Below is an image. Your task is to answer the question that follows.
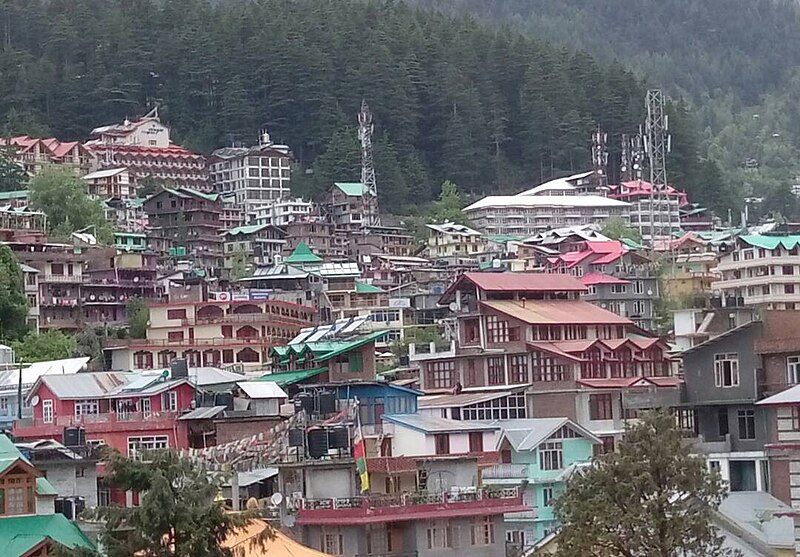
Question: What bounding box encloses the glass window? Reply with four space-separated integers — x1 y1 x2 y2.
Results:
470 516 495 546
737 409 756 440
348 351 363 372
42 400 53 424
788 355 800 384
589 394 613 421
714 353 739 387
540 441 563 470
487 357 505 385
426 521 451 549
434 434 450 455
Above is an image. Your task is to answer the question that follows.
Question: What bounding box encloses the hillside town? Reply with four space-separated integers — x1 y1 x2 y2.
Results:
3 1 800 550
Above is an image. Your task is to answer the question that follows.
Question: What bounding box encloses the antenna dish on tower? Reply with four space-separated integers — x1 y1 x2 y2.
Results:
358 99 380 227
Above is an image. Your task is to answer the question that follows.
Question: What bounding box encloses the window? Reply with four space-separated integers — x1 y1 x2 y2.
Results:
593 435 616 456
469 432 484 452
718 408 729 436
141 398 151 418
792 407 800 431
320 527 343 555
738 409 756 440
676 408 697 434
487 357 505 385
348 351 363 372
462 392 526 420
632 300 646 316
540 441 563 470
589 394 613 421
51 263 64 275
74 399 99 418
162 391 177 412
784 265 795 275
166 308 187 320
167 331 184 341
486 315 518 343
611 283 627 294
788 356 800 384
426 361 455 389
633 281 644 294
531 351 566 382
709 461 721 475
465 359 478 386
42 400 53 424
6 486 25 514
76 467 86 478
542 485 554 507
509 355 528 384
714 353 739 387
434 434 450 455
128 435 169 457
426 521 451 549
470 516 495 546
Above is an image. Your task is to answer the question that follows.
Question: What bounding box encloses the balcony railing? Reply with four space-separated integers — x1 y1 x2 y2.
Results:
296 487 524 525
14 411 181 438
482 463 529 480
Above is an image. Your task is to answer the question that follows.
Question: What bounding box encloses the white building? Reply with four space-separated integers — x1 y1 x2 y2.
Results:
208 130 292 219
83 167 135 200
425 221 486 264
254 198 314 227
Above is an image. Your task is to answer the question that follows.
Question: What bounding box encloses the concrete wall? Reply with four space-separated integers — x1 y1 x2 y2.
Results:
39 461 98 507
304 467 356 499
529 391 578 421
215 416 281 445
390 424 497 457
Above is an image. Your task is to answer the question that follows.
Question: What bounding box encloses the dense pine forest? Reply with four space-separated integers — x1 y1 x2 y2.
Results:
415 0 800 218
0 0 728 213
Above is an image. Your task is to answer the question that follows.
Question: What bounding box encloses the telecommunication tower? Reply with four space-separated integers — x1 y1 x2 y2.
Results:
358 99 380 227
643 89 672 241
591 126 609 193
620 131 645 183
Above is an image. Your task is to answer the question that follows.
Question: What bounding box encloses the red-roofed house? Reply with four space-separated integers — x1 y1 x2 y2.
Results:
547 241 659 331
0 136 94 176
410 271 677 446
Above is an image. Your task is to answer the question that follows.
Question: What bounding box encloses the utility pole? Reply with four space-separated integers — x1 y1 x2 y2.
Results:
358 100 379 228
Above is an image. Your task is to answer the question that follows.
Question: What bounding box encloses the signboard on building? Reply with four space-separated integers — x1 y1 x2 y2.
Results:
389 298 411 308
231 292 249 302
250 289 271 300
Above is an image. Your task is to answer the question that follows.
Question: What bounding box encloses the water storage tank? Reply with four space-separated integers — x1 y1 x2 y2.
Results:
215 393 234 410
63 427 80 447
294 392 314 415
307 427 328 458
317 390 336 415
288 428 305 447
77 426 86 447
170 358 189 379
328 426 349 449
0 345 13 365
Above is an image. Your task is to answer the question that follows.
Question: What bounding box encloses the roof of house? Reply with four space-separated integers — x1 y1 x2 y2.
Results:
739 234 800 251
716 491 794 551
0 436 58 497
82 167 127 180
332 182 366 197
425 221 483 236
355 281 383 294
222 519 333 557
579 272 631 286
383 414 498 434
494 418 600 451
0 356 90 393
757 384 800 406
285 241 323 264
28 371 131 400
418 390 517 409
0 190 29 200
0 513 95 556
464 195 629 212
484 299 632 325
257 367 328 386
577 376 681 389
224 223 273 237
178 405 228 421
442 272 587 300
237 381 288 399
515 171 595 196
157 187 219 203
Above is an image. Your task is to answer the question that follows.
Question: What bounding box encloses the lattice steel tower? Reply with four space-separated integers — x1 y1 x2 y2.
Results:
591 126 609 192
358 99 380 227
644 89 672 241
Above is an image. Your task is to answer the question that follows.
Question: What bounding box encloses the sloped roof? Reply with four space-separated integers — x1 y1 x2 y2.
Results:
739 235 800 250
82 167 127 180
333 182 366 197
426 221 482 236
484 299 631 325
757 384 800 406
384 414 498 434
515 171 595 196
29 372 132 401
441 272 586 302
257 367 328 386
237 381 288 399
495 418 600 451
285 241 323 264
0 357 90 393
355 281 383 294
222 519 334 557
464 195 629 211
0 514 95 556
579 272 630 286
224 223 272 236
178 405 227 421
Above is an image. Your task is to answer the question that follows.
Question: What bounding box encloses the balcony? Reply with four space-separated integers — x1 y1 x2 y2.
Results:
13 411 181 439
296 487 525 525
408 340 456 362
183 313 309 328
482 464 529 483
43 274 83 283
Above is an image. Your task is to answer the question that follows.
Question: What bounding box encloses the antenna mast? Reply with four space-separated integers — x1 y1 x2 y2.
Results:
644 89 671 242
358 99 379 227
591 125 608 193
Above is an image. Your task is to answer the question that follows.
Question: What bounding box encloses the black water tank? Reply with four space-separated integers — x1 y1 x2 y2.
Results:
74 497 86 518
307 427 328 458
170 358 189 379
294 392 314 414
55 498 74 519
288 428 305 447
215 393 234 410
63 427 80 447
328 426 349 449
77 426 86 447
317 390 336 415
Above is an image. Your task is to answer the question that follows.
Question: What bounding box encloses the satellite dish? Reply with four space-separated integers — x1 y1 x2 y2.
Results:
448 302 458 312
30 395 40 407
270 492 284 506
283 514 296 528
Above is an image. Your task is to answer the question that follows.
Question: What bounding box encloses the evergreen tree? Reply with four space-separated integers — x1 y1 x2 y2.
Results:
554 411 732 557
0 152 27 192
127 297 149 339
0 244 28 341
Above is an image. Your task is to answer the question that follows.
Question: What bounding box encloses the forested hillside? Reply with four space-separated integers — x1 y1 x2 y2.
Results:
414 0 800 218
0 0 723 213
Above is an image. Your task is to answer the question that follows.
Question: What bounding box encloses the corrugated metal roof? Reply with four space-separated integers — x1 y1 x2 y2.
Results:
0 357 90 392
35 372 131 399
464 272 586 293
383 414 498 433
237 381 288 399
465 194 629 211
580 272 630 286
178 405 227 420
484 299 631 325
418 391 513 409
222 467 279 487
333 182 366 197
494 418 600 451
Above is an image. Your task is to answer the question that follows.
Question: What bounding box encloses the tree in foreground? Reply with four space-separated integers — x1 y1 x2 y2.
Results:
0 244 29 341
0 152 27 192
28 167 114 243
600 216 642 243
554 410 733 557
11 330 77 362
126 297 150 339
429 181 471 226
91 450 264 557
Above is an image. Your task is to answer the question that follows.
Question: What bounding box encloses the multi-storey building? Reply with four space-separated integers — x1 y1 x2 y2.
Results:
223 224 286 269
409 272 678 446
253 197 314 227
20 263 40 331
0 435 95 554
85 109 209 190
0 206 47 244
426 222 487 265
324 182 366 234
713 235 800 309
464 180 629 237
82 167 135 200
208 131 293 218
0 189 30 209
0 135 94 176
105 298 315 371
483 418 599 547
546 240 659 331
608 180 686 242
283 219 341 260
350 224 416 260
114 232 148 253
105 197 148 232
143 187 224 269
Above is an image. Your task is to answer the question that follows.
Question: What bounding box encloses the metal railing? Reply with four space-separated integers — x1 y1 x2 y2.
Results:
301 487 519 511
482 463 529 480
17 411 180 429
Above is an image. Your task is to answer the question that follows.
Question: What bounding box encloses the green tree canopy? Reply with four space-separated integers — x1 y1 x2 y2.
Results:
428 181 471 226
92 450 262 557
601 216 642 243
127 297 149 339
28 167 114 243
10 330 77 363
0 152 27 192
554 410 731 557
0 244 29 341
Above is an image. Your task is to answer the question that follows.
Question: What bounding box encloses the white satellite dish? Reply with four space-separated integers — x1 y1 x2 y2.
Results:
448 302 458 312
30 395 40 407
283 514 296 528
270 492 284 506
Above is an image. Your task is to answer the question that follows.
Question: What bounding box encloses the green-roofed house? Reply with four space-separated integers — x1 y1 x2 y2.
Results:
324 182 367 234
143 186 225 269
0 435 95 556
715 234 800 309
264 330 387 391
284 241 323 265
223 223 286 268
